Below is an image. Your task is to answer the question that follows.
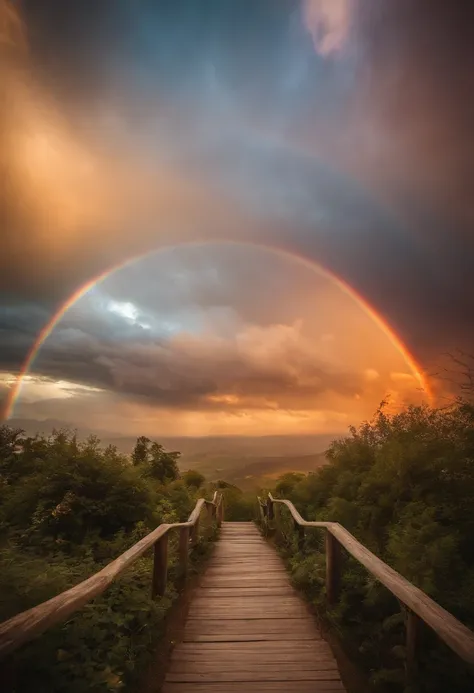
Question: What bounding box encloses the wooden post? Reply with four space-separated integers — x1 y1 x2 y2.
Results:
192 515 200 545
217 499 224 526
325 530 341 606
406 609 419 681
274 504 280 540
294 520 305 551
152 534 168 598
179 526 190 577
267 497 274 521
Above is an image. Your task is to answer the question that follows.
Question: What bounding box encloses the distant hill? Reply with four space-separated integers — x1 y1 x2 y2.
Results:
189 452 328 490
7 417 338 488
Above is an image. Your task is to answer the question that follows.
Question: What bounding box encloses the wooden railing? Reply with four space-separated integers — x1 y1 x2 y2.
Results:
258 492 474 676
0 491 223 658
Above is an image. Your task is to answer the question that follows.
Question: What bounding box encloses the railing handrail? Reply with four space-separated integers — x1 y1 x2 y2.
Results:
263 493 474 667
0 492 223 658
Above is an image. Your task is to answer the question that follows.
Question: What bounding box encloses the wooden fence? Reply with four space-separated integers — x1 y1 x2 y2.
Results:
0 491 223 658
258 492 474 677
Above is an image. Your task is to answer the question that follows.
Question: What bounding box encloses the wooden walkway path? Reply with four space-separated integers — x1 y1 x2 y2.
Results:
163 521 346 693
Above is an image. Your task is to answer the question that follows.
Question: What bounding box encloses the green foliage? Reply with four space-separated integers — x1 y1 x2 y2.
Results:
268 402 474 693
146 443 180 483
131 436 150 466
0 427 216 693
214 480 254 520
0 430 155 545
131 436 180 483
274 472 305 497
182 469 206 489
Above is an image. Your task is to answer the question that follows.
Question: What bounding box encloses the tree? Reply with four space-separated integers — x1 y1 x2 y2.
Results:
214 481 254 521
274 472 305 497
0 424 25 483
132 436 150 466
147 443 180 483
182 469 205 489
0 429 155 542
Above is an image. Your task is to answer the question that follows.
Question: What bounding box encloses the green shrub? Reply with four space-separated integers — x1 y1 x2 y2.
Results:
268 402 474 692
0 427 217 693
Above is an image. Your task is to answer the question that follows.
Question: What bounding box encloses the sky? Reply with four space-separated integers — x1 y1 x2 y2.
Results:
1 0 474 436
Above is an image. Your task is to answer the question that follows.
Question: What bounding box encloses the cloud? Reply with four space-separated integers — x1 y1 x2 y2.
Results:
364 368 380 381
302 0 351 56
13 320 364 411
1 0 474 415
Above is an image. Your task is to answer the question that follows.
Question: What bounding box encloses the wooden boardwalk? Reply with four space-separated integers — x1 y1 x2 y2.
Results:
163 521 346 693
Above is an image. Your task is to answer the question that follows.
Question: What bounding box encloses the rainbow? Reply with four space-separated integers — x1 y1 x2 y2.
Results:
3 241 433 419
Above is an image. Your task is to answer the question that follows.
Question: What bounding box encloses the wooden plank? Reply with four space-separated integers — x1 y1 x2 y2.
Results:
189 595 301 601
166 671 341 682
163 684 346 693
188 598 304 607
188 603 305 609
200 574 289 580
205 567 287 572
169 662 338 672
205 566 287 572
211 557 277 560
208 564 284 569
183 632 320 642
200 582 290 589
185 620 316 634
174 641 332 653
188 606 307 615
187 612 308 620
196 588 293 597
203 574 288 580
171 652 334 663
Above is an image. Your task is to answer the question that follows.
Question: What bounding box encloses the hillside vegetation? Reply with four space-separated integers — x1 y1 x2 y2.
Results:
2 400 474 692
0 429 218 693
266 401 474 692
8 421 332 489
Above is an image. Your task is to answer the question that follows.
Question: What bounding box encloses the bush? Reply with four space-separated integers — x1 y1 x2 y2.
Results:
0 427 216 693
268 402 474 693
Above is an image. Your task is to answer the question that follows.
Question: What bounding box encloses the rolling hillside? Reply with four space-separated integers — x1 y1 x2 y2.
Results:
8 418 334 488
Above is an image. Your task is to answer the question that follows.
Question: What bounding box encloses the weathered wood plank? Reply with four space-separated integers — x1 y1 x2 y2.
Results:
174 641 333 653
169 662 338 673
188 600 305 609
171 652 335 663
187 612 309 620
163 684 346 693
205 567 287 573
185 619 316 634
166 671 341 682
200 581 290 589
196 588 293 597
189 598 304 607
183 632 321 642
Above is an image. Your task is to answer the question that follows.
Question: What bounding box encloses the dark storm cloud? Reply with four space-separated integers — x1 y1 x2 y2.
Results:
0 303 50 367
17 322 365 411
1 244 370 411
1 0 474 376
